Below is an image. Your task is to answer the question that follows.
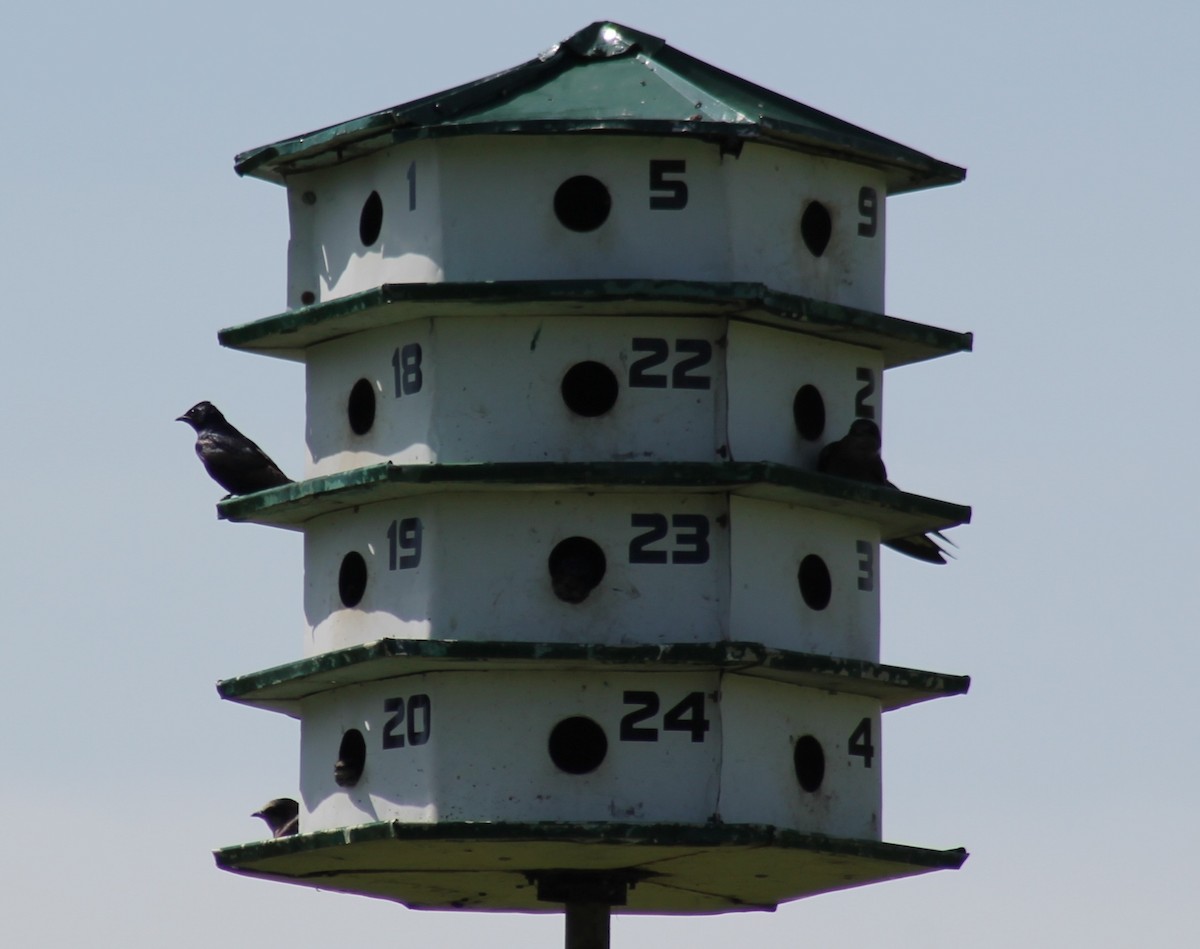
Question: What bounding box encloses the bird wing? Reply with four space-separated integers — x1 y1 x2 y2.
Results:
884 532 954 564
198 429 292 494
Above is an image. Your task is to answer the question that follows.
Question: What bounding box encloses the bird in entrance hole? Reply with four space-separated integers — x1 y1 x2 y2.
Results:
817 418 955 564
177 401 292 498
252 798 299 838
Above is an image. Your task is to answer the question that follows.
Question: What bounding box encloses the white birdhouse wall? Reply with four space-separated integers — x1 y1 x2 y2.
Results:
297 670 880 840
303 315 723 475
301 493 879 661
726 322 883 470
716 676 880 838
729 498 880 662
303 491 731 655
286 139 445 305
303 316 883 477
284 136 885 311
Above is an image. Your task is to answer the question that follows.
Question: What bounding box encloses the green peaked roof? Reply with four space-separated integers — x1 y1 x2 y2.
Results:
235 21 964 193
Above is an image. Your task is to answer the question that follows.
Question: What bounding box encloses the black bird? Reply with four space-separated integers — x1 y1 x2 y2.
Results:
817 418 954 564
177 401 292 498
252 798 299 838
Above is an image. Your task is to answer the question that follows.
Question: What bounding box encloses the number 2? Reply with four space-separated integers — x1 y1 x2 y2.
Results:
620 691 659 741
855 367 876 419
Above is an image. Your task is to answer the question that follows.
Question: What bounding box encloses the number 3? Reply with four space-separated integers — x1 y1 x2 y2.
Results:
857 186 878 237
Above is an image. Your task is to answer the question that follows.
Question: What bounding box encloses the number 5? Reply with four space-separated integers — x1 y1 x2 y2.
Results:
649 160 688 209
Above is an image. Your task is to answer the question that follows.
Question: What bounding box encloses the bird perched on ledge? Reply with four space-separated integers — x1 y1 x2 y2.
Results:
817 418 954 564
252 798 299 838
177 401 292 498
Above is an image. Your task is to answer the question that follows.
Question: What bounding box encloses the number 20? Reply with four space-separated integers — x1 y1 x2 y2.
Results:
382 694 432 749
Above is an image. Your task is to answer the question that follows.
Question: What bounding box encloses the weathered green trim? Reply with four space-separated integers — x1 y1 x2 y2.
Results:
214 460 971 537
216 819 967 869
217 639 969 715
217 279 972 367
213 819 967 912
234 21 964 194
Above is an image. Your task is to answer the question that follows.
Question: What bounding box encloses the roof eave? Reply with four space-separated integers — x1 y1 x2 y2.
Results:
236 119 963 194
234 21 963 194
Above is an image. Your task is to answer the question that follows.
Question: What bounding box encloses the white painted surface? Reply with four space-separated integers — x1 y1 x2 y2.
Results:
288 122 891 853
725 321 883 468
303 491 879 657
304 320 435 473
285 140 444 309
727 146 885 310
283 136 885 308
303 491 731 655
303 314 881 475
298 670 879 839
729 496 880 661
718 676 881 840
304 315 726 476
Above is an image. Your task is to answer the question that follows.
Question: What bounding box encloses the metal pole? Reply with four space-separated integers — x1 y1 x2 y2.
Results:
565 901 610 949
533 870 635 948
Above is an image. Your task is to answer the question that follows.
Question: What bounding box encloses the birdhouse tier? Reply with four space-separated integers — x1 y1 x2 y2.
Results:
235 21 963 308
215 465 968 660
312 673 877 834
217 283 970 476
276 136 896 308
215 641 967 912
234 21 964 196
222 642 964 836
215 820 968 914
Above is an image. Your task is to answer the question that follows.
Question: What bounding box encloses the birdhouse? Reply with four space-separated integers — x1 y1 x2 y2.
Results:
212 21 972 924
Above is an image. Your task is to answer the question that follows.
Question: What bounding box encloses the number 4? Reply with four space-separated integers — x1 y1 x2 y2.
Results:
663 692 710 742
848 717 875 767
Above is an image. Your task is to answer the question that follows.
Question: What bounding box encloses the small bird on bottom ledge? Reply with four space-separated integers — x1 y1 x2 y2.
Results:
252 798 300 838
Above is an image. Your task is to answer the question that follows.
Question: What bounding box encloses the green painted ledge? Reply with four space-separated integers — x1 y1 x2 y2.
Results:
214 819 967 913
217 639 969 715
217 279 973 366
216 460 972 536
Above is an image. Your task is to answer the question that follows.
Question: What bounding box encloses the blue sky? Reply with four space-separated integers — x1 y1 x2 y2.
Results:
2 2 1196 945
